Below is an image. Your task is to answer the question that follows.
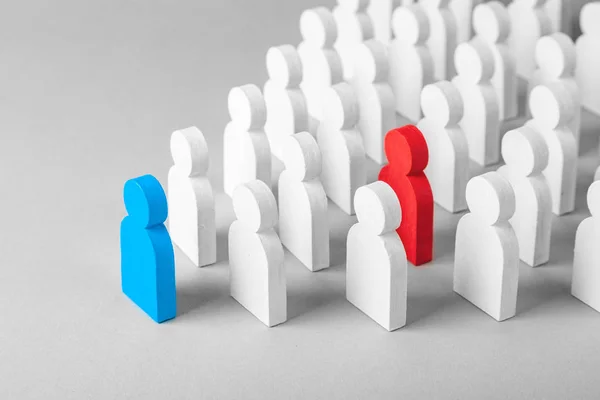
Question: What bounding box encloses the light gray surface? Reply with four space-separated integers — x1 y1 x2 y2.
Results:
2 1 600 399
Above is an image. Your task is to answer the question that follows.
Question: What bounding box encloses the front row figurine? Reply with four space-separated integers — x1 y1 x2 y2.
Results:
121 175 177 323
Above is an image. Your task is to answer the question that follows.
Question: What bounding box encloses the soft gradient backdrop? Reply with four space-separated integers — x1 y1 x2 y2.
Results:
1 1 599 399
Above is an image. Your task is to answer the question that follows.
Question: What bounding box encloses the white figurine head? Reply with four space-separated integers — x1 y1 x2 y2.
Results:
466 172 515 225
282 131 322 182
266 45 303 88
300 7 338 48
501 126 549 177
354 181 401 235
421 81 464 127
232 180 278 233
170 126 210 177
228 84 267 131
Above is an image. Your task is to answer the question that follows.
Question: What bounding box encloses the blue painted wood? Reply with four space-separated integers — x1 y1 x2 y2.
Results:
121 175 176 323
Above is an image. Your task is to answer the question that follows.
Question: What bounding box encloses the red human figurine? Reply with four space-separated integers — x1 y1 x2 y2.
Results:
379 125 434 266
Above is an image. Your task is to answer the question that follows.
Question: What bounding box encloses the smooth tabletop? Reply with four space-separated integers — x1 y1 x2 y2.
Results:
1 1 600 399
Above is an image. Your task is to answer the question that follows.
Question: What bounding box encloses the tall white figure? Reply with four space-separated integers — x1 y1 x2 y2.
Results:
333 0 374 80
223 84 271 197
527 84 577 216
452 40 500 167
454 172 519 322
168 127 216 268
229 180 286 328
530 33 581 148
278 132 330 272
389 4 435 122
572 181 600 314
449 0 482 44
508 0 553 79
351 39 395 165
298 8 344 123
497 126 552 267
264 45 309 161
422 0 458 81
473 1 518 121
576 3 600 117
317 83 366 215
418 81 469 213
346 181 407 331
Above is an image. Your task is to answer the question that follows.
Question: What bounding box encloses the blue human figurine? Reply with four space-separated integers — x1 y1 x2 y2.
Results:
121 174 176 323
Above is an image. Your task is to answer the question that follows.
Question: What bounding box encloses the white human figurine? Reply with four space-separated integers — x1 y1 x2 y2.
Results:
454 172 519 322
317 83 366 215
278 132 330 272
168 127 216 268
527 83 577 216
298 7 344 123
508 0 553 79
264 45 309 162
449 0 482 44
418 81 469 213
452 40 500 167
389 4 435 122
351 39 395 165
473 1 518 121
576 3 600 117
422 0 458 81
229 180 286 328
497 126 552 267
530 33 581 148
223 84 271 197
333 0 374 80
572 181 600 313
346 181 407 331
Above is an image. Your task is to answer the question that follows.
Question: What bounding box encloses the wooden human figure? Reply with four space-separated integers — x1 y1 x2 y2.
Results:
572 181 600 313
530 33 581 148
229 180 286 327
418 81 469 213
508 0 553 79
346 181 407 331
279 132 330 272
527 83 577 216
317 83 366 216
497 126 552 267
223 84 271 197
389 4 435 122
452 40 500 167
379 125 434 266
351 39 395 165
333 0 374 80
473 1 518 121
298 7 344 123
449 0 483 44
264 45 309 161
576 3 600 117
168 127 216 268
121 175 176 323
454 172 519 322
422 0 458 81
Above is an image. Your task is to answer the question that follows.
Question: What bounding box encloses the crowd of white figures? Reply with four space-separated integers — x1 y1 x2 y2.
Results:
166 0 600 331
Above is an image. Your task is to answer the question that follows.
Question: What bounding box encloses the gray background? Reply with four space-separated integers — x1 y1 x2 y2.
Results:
2 1 600 399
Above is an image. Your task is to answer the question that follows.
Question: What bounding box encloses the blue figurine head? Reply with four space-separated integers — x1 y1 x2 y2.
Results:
123 175 168 228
